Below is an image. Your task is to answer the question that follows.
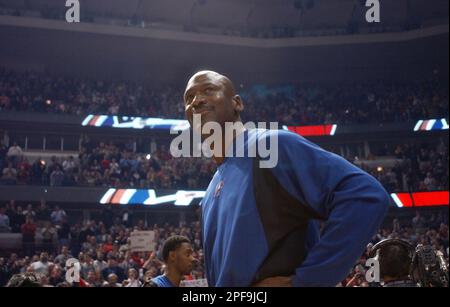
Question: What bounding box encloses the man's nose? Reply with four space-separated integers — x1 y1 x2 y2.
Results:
191 93 206 107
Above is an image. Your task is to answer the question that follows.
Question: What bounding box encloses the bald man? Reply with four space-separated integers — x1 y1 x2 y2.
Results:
183 70 389 287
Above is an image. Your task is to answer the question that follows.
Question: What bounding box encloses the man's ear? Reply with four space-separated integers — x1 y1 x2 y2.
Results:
168 250 176 262
232 95 244 113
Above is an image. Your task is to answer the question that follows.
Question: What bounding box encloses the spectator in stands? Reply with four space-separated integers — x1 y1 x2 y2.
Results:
80 253 95 279
0 204 447 287
412 211 427 234
36 199 51 223
1 136 445 194
41 221 57 255
0 206 11 233
93 252 107 273
30 158 46 185
22 204 36 218
9 205 25 233
424 172 437 191
62 156 76 174
143 266 159 282
57 217 71 251
101 254 126 283
30 252 53 275
1 68 448 125
16 157 31 184
81 235 98 256
48 265 65 286
50 166 64 186
0 142 8 171
54 246 72 266
7 142 23 166
103 273 121 287
0 257 8 286
50 205 67 225
1 162 17 185
21 216 37 256
85 270 101 287
5 200 15 219
123 268 142 287
48 157 62 175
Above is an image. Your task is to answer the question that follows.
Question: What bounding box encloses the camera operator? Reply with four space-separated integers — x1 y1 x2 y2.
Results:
411 244 449 287
370 239 449 287
370 239 418 287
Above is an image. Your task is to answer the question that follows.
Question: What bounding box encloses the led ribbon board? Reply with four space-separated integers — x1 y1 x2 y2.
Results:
390 191 449 208
101 188 448 208
82 115 190 131
282 124 337 136
100 189 206 206
414 119 449 132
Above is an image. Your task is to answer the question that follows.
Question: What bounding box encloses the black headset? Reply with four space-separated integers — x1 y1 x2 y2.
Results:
368 238 415 259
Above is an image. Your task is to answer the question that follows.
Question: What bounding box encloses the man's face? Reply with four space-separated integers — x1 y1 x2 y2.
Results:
40 253 48 263
51 267 61 278
173 242 196 275
128 269 138 279
184 71 242 134
108 258 117 267
108 274 118 284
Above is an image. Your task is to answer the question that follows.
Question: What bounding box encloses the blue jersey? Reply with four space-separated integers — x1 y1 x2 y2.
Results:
151 275 175 287
201 129 389 287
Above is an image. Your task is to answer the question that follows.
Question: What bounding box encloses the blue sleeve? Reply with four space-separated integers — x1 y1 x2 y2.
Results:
266 130 389 287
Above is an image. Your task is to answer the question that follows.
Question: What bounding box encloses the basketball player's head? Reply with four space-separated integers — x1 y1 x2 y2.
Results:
184 70 244 130
162 235 197 275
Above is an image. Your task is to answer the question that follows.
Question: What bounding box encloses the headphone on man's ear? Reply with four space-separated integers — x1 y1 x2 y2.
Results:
369 238 415 259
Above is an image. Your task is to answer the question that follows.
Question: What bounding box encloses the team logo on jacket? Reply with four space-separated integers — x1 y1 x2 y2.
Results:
214 180 224 198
